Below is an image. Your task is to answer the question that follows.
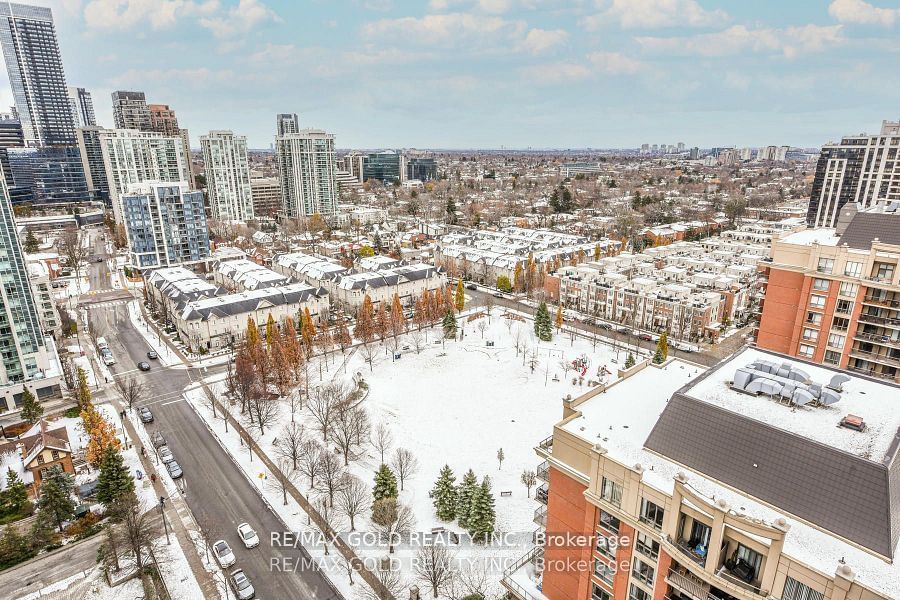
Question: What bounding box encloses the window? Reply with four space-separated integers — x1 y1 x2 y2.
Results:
811 278 829 291
595 558 616 585
831 317 849 332
824 350 842 365
839 281 858 297
799 344 815 358
632 558 655 586
809 295 826 308
599 510 620 534
873 262 895 280
806 312 822 325
816 258 834 273
600 477 623 508
835 299 853 314
635 531 659 560
639 498 664 530
51 450 59 460
844 261 862 277
827 333 845 349
37 454 45 465
733 544 763 582
596 534 617 560
592 584 612 600
782 577 825 600
802 328 818 341
629 583 651 600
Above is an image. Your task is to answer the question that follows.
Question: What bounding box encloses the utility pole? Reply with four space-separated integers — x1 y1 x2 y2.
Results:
160 496 170 545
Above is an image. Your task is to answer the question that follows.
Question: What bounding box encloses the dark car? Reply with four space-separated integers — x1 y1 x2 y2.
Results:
617 326 630 334
139 407 153 423
138 361 151 371
465 283 477 290
597 322 613 330
147 350 158 360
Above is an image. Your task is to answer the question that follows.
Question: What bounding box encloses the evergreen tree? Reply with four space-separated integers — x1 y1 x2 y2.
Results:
467 476 496 543
456 469 478 528
652 347 664 364
96 445 134 508
23 230 39 253
0 525 35 570
76 368 92 411
442 310 457 339
0 469 29 516
454 279 465 312
373 463 398 503
625 353 636 369
534 302 552 341
431 465 458 521
19 388 43 424
657 331 669 361
38 465 75 532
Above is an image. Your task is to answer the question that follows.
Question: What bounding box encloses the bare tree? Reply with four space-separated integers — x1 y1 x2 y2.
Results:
372 497 415 554
267 460 299 506
297 440 323 489
446 563 492 600
286 389 303 423
391 447 418 492
114 377 145 411
334 474 368 531
60 230 88 293
414 544 455 598
360 562 404 600
526 348 540 373
316 448 346 507
410 331 426 354
371 423 393 464
359 343 377 372
512 326 525 356
274 422 306 471
307 382 346 442
244 388 279 435
329 403 370 466
111 493 160 572
477 320 487 338
521 470 537 497
231 353 257 414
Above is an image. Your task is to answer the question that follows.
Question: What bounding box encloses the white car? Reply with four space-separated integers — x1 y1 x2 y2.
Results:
158 446 175 464
237 522 259 549
212 539 235 568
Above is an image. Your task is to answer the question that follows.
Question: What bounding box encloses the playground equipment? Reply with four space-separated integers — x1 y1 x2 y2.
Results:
572 354 591 377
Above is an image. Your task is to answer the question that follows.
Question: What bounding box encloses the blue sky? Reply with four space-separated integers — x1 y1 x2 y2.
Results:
4 0 899 149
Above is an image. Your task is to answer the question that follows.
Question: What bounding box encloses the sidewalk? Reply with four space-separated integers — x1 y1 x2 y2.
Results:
110 396 219 599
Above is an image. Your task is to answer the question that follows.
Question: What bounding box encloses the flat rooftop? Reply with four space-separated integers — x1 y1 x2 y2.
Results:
685 347 900 462
780 228 839 246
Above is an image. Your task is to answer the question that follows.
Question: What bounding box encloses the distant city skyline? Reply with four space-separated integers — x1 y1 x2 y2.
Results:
0 0 897 149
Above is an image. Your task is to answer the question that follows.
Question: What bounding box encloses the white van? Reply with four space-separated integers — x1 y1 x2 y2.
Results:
96 337 109 351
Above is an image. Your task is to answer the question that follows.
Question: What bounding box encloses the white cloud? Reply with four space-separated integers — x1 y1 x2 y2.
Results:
518 28 568 54
84 0 219 30
200 0 280 39
521 62 592 85
363 12 525 48
829 0 898 26
427 0 553 14
585 0 728 30
586 51 643 74
636 24 844 58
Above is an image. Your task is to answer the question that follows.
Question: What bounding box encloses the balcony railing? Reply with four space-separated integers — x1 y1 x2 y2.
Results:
858 313 900 328
536 483 549 505
665 568 713 600
849 347 900 368
534 505 547 528
854 331 900 348
862 295 900 309
536 461 549 482
537 435 553 453
501 547 545 600
847 365 898 381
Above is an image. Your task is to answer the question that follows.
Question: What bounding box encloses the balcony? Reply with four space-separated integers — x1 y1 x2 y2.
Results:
666 568 715 600
847 365 898 381
536 435 553 458
858 313 900 328
536 483 549 505
854 331 900 349
849 347 900 368
534 505 547 528
501 547 547 600
536 460 549 482
862 295 900 309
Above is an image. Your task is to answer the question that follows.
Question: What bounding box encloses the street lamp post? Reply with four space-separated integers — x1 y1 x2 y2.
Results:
159 496 170 545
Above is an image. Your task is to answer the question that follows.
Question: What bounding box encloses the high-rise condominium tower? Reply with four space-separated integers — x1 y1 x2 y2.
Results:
276 129 338 218
0 2 76 146
276 113 299 136
68 87 96 128
111 90 151 131
0 176 62 410
807 120 900 228
200 130 254 221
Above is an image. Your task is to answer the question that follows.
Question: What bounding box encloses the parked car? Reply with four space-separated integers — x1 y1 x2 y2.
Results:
139 407 153 423
151 431 166 448
137 361 151 371
237 522 259 549
637 333 653 341
229 568 255 600
213 540 235 568
146 350 158 360
465 283 477 290
493 292 505 298
158 446 175 464
617 326 630 334
166 460 183 479
597 322 613 330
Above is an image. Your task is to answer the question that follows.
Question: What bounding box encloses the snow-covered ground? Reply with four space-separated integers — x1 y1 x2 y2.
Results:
186 309 634 597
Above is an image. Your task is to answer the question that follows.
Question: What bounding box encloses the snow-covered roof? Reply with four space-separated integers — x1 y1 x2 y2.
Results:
781 228 840 246
215 259 287 290
181 283 327 321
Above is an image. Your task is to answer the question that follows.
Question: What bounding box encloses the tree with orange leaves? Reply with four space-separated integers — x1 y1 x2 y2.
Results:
412 294 427 330
83 407 120 468
333 313 352 351
374 302 389 341
390 294 406 337
300 307 317 356
282 316 302 376
354 295 376 343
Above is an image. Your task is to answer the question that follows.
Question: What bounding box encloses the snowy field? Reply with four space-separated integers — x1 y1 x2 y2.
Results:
187 309 637 597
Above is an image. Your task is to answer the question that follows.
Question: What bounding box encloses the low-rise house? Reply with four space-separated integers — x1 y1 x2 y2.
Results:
212 258 287 291
0 420 74 496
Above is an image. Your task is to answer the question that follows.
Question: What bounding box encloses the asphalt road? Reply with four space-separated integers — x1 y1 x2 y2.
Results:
86 229 112 292
90 302 341 599
0 534 101 599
